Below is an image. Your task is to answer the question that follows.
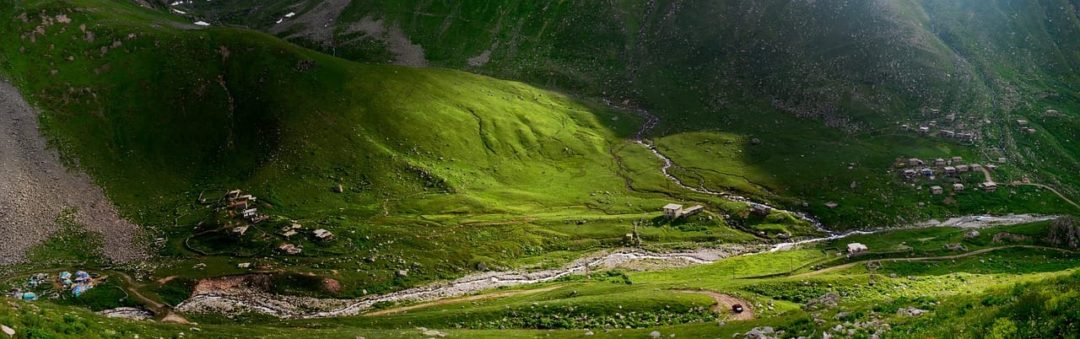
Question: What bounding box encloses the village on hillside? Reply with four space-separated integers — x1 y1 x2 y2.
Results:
893 155 1001 196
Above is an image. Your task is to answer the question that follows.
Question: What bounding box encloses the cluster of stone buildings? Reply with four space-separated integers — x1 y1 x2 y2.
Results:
1016 119 1037 134
896 157 999 194
276 222 334 256
226 189 268 224
222 189 334 256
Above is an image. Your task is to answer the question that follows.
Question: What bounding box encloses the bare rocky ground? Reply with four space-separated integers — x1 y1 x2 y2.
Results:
0 80 146 264
176 245 767 319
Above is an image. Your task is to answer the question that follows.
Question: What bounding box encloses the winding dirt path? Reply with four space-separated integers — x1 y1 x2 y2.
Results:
113 271 191 324
790 245 1076 278
678 290 754 321
620 102 825 230
1012 182 1080 210
0 80 146 264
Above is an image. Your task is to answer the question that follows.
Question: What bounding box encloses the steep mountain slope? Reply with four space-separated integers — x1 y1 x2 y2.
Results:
167 0 1080 126
1 0 646 223
162 0 1080 228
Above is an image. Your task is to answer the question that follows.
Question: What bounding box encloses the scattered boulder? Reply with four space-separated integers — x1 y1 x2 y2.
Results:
804 293 841 310
743 326 778 339
1 325 13 337
964 230 980 239
896 307 927 317
944 243 966 251
650 331 662 338
418 327 446 337
99 307 153 320
992 232 1029 243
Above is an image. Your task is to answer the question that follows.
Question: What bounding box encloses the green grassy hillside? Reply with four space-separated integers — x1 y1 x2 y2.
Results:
164 0 1080 227
3 0 808 297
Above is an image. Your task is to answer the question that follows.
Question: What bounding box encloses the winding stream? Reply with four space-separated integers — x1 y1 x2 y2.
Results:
174 104 1061 319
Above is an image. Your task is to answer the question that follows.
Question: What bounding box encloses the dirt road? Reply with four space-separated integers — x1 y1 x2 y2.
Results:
790 245 1075 278
678 290 754 321
0 80 145 264
1012 182 1080 210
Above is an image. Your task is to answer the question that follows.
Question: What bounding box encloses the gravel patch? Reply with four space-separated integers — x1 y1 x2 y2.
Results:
0 80 146 264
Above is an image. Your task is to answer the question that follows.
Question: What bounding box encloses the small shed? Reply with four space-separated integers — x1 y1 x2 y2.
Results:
956 165 970 173
983 182 998 192
314 229 334 241
242 208 258 218
847 243 868 254
944 166 957 175
1017 119 1029 126
902 169 917 178
953 183 965 192
970 164 983 171
825 202 839 209
930 186 944 195
920 168 934 177
998 157 1007 164
951 156 963 163
663 204 683 218
231 226 249 237
278 243 302 255
918 126 930 134
934 158 946 166
986 164 998 171
908 158 925 166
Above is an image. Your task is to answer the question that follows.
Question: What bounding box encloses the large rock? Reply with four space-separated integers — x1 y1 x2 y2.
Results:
1046 217 1080 249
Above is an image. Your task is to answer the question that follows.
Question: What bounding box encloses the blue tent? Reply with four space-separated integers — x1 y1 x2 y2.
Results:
21 292 37 301
72 284 92 297
74 271 91 282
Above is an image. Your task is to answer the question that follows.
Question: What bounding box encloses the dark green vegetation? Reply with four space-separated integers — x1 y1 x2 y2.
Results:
3 0 1080 337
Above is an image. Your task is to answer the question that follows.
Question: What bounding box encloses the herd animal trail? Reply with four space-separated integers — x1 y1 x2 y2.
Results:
621 102 826 231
